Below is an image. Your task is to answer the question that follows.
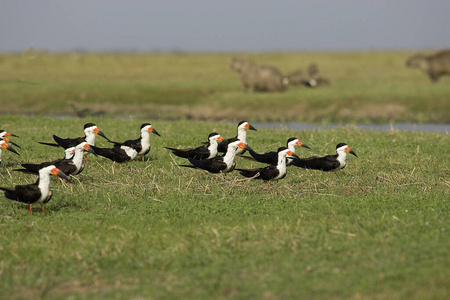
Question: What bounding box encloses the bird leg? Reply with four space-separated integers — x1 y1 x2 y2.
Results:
42 206 45 215
29 204 33 216
142 157 145 162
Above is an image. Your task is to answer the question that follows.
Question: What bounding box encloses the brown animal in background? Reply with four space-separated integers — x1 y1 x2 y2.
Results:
287 63 331 87
406 50 450 82
286 69 309 86
230 57 289 92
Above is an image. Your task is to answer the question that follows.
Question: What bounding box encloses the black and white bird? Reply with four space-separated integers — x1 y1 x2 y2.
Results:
290 143 358 172
237 147 299 182
39 123 109 150
16 142 96 177
180 138 246 176
63 147 76 159
108 123 160 161
0 165 71 215
0 138 20 164
245 137 310 166
217 121 257 155
0 130 21 148
91 144 138 165
165 132 223 160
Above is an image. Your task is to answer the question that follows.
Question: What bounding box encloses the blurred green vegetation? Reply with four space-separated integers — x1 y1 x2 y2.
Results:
1 51 449 122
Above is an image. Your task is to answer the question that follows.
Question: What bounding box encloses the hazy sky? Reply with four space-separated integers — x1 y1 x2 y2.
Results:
1 0 449 52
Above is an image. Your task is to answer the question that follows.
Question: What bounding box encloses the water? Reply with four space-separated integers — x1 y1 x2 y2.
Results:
252 122 450 134
18 114 450 134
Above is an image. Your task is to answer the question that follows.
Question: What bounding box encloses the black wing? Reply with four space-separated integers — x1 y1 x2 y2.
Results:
53 160 77 176
38 141 61 148
91 146 131 163
166 145 211 160
186 157 227 173
258 165 281 181
236 168 261 178
53 135 86 149
1 184 41 204
19 161 55 174
116 138 142 153
246 147 278 165
291 155 339 172
19 159 76 176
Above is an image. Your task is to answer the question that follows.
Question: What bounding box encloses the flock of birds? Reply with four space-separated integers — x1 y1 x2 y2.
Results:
0 121 357 215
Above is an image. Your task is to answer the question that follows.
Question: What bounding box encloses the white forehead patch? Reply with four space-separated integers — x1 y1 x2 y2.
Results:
239 122 248 129
337 145 348 152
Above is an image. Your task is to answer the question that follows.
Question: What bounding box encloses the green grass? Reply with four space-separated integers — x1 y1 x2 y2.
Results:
0 115 449 299
1 51 449 122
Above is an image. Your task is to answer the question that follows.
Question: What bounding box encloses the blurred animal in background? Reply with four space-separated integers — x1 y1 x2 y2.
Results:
230 57 289 92
287 63 331 88
406 50 450 82
70 102 105 118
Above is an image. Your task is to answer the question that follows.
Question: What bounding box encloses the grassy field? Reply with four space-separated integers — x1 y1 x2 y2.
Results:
0 115 449 299
1 51 450 123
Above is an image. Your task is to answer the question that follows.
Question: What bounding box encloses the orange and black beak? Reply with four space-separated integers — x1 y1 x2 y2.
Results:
238 142 246 149
150 127 161 137
94 127 110 141
84 144 98 156
3 132 19 138
1 135 21 148
286 150 300 159
51 167 71 182
1 142 20 156
217 136 223 142
345 147 358 157
297 141 311 150
245 123 257 131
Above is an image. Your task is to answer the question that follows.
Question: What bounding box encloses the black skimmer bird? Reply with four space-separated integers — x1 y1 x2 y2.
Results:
91 144 138 165
39 123 109 150
290 143 358 172
245 137 310 166
0 165 71 215
63 147 76 159
180 138 246 176
15 142 96 177
108 123 160 161
165 132 223 160
236 147 299 182
0 138 20 164
217 121 257 155
0 129 21 148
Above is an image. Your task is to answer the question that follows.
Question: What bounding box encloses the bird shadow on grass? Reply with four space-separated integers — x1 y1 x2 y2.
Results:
50 201 86 212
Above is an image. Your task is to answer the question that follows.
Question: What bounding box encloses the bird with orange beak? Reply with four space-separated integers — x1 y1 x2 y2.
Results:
180 138 246 176
291 143 357 172
0 138 20 164
1 165 71 215
237 147 300 182
0 129 21 148
217 121 257 156
165 132 223 160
